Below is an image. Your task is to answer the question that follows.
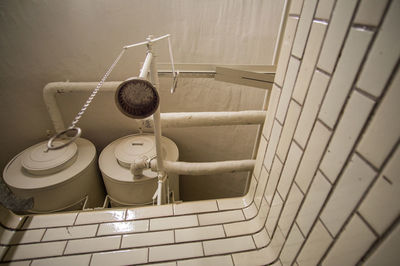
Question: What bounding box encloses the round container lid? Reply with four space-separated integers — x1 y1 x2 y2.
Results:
4 138 96 190
21 141 78 175
99 134 179 183
115 135 166 168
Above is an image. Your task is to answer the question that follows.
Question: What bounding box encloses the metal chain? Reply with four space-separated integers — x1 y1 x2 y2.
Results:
70 48 127 128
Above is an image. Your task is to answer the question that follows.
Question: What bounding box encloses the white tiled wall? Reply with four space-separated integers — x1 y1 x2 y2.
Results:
1 0 399 265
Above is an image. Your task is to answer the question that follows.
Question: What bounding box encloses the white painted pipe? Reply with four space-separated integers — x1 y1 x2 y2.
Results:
139 52 153 79
43 83 266 133
148 44 166 205
140 111 266 129
43 82 121 132
150 159 255 175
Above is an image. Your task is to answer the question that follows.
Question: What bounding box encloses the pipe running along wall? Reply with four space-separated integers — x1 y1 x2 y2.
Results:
150 159 255 176
42 82 265 178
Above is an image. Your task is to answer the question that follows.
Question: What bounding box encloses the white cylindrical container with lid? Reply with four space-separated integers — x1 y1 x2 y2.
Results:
99 134 179 206
3 138 105 213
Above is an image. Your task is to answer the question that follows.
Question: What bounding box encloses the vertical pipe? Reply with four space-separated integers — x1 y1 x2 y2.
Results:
149 52 164 172
149 45 166 205
139 52 153 79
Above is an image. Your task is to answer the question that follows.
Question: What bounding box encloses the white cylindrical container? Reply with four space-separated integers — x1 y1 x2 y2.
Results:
99 134 179 206
3 138 105 213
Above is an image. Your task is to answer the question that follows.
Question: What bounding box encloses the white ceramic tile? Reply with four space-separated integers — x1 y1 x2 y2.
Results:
121 230 174 248
233 248 273 266
4 241 66 260
322 214 376 266
295 121 331 193
280 224 305 265
175 225 225 242
276 101 301 161
174 200 218 215
126 204 173 220
296 221 333 265
232 228 285 265
31 254 91 266
292 21 328 105
289 0 304 15
0 227 44 245
254 167 269 208
0 205 24 229
359 146 400 235
277 143 303 200
292 0 318 58
266 194 284 236
0 245 7 260
320 91 374 183
232 232 284 266
264 121 283 171
354 0 388 26
178 255 233 266
149 242 203 262
243 203 258 219
276 57 301 124
75 209 125 225
217 197 248 211
203 235 255 256
294 70 330 148
64 235 120 255
317 0 358 73
224 199 269 237
42 224 98 241
23 212 77 229
320 154 376 236
296 171 331 235
357 0 400 97
315 0 335 20
254 136 267 179
265 157 284 204
263 85 281 140
198 210 245 226
319 28 373 128
146 263 176 266
150 215 198 231
278 185 304 237
364 222 400 266
357 70 400 169
91 248 148 265
275 17 299 87
268 226 286 258
252 227 270 248
245 175 258 202
98 220 149 236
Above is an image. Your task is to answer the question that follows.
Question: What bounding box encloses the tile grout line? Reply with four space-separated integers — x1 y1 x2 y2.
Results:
39 228 47 242
61 240 68 256
356 211 379 237
88 253 93 265
358 214 400 265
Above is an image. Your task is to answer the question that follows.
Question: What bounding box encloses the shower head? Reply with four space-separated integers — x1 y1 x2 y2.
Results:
115 77 160 119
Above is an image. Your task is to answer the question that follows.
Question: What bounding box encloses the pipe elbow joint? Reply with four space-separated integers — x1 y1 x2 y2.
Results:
130 156 150 180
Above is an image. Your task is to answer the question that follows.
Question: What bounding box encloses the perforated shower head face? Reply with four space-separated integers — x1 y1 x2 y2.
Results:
115 78 160 119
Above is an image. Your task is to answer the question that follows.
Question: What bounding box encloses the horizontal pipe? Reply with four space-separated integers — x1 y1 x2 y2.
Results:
141 111 266 129
43 82 266 133
150 159 255 175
